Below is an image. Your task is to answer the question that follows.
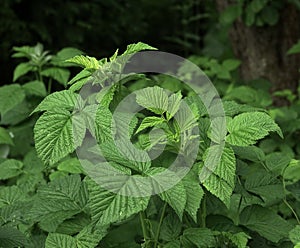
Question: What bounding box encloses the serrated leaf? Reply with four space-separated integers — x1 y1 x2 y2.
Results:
45 233 76 248
13 62 33 82
33 90 80 113
67 55 99 69
223 101 264 116
22 80 47 97
41 67 70 86
233 146 265 162
0 226 28 248
123 42 157 55
57 158 84 174
34 109 81 165
0 159 23 180
0 186 25 208
0 127 14 145
221 232 249 248
244 169 285 203
160 213 182 242
226 112 282 146
180 228 216 248
136 86 168 114
240 205 293 243
289 225 300 245
147 167 187 219
182 171 204 222
136 116 165 134
0 84 26 115
76 225 107 248
98 140 151 173
166 91 182 120
31 175 88 232
201 146 236 207
87 177 149 227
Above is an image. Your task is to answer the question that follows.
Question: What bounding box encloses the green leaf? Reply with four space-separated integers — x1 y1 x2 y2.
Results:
222 59 241 71
0 186 25 208
283 159 300 182
287 41 300 55
244 169 285 203
67 55 99 69
0 159 23 180
123 42 157 55
226 112 282 146
75 225 107 248
33 90 80 113
22 80 47 97
201 146 236 207
98 140 151 173
289 225 300 245
13 62 33 82
240 205 293 243
136 116 165 134
180 228 216 248
221 232 249 248
0 84 26 115
233 146 265 163
160 213 182 242
136 86 169 115
87 177 149 226
45 233 76 248
182 170 204 222
265 152 291 175
0 127 14 145
220 4 242 24
34 109 83 165
31 175 88 232
147 167 187 219
0 226 28 248
167 91 182 120
57 158 84 174
41 67 70 86
52 47 85 67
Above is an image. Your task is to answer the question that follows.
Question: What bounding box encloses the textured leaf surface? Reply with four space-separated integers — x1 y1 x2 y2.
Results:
136 86 168 114
136 116 165 133
34 109 79 165
31 175 88 232
240 205 293 243
0 226 28 248
182 170 204 222
45 233 76 248
67 55 99 69
201 146 236 207
33 90 80 113
87 178 149 227
226 112 282 146
123 42 157 55
180 228 216 248
0 159 23 180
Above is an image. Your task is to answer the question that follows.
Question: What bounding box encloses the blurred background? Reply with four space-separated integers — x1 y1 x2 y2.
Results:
1 0 300 99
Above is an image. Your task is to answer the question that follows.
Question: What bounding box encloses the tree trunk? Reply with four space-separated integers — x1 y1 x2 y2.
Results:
216 0 300 105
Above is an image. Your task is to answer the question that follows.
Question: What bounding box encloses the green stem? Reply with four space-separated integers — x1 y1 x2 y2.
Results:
200 193 206 227
47 78 52 95
139 211 150 245
154 202 167 248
